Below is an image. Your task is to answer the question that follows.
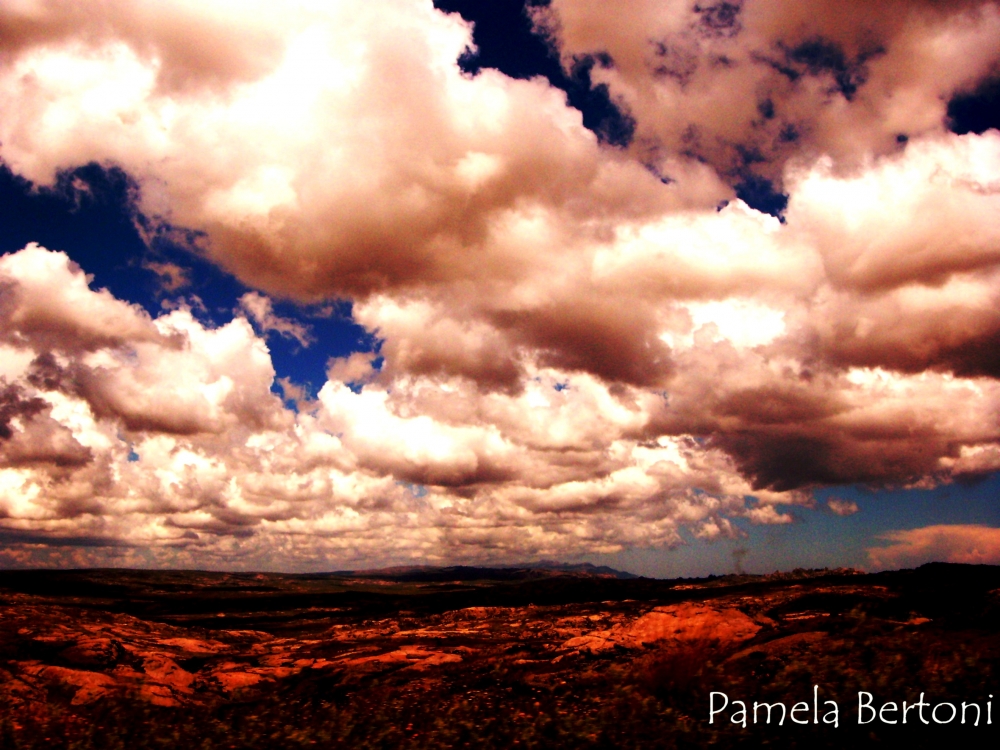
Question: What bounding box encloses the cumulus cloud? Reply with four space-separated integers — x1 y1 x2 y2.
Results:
0 245 288 436
0 243 168 353
0 1 997 567
0 0 698 300
0 244 798 568
0 382 91 469
868 524 1000 569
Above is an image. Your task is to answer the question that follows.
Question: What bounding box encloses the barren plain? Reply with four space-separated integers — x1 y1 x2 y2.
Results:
0 563 998 748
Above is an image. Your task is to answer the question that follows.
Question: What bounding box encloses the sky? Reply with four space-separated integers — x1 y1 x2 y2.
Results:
0 0 999 577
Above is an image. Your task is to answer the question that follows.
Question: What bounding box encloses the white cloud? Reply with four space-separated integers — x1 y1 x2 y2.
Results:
868 524 1000 569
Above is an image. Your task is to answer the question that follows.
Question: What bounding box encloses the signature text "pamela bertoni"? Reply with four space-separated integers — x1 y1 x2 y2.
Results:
709 687 994 728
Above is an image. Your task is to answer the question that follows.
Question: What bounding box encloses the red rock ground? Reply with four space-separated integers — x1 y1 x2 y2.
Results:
0 565 996 748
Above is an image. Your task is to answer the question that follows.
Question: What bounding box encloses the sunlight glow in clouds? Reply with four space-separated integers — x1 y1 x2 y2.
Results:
0 0 999 570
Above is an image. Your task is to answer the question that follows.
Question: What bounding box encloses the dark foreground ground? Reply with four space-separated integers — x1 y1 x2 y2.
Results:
0 563 998 749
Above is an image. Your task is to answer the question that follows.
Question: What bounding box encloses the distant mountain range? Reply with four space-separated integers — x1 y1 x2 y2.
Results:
329 561 639 582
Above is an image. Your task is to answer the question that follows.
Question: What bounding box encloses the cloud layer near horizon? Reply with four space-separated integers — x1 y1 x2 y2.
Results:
0 0 999 569
869 524 1000 569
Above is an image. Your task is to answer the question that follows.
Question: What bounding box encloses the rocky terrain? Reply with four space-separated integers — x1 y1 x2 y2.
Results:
0 563 998 748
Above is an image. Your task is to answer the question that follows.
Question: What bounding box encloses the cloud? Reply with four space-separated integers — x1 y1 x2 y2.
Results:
326 351 378 386
868 524 1000 569
826 497 859 516
0 243 169 353
0 0 695 300
0 244 804 569
238 291 313 347
533 0 1000 186
1 237 999 567
0 2 997 567
143 261 190 293
785 133 1000 379
0 245 288 436
0 381 91 469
